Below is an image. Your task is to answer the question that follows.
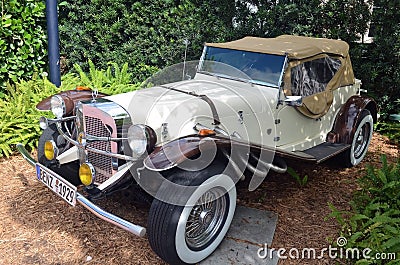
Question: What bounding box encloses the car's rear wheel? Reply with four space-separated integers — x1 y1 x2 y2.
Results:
340 109 373 167
147 163 236 265
37 124 80 185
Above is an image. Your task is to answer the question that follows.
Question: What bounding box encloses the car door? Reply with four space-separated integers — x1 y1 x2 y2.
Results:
274 57 342 151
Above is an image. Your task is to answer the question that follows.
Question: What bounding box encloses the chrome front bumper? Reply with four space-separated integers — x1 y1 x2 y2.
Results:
16 143 146 237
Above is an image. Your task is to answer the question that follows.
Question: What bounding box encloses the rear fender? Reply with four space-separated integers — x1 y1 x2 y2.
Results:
327 95 378 144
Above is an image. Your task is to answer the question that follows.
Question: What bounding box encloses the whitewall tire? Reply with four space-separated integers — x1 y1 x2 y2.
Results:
341 109 373 167
147 164 236 265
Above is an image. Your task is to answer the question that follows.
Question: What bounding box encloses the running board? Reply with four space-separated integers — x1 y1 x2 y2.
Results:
295 143 350 164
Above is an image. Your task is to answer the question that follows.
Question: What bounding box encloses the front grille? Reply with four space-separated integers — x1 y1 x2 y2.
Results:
78 103 118 185
76 99 129 186
85 116 114 184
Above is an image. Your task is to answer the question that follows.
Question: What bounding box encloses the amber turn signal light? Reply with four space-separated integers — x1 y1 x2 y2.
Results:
198 129 216 136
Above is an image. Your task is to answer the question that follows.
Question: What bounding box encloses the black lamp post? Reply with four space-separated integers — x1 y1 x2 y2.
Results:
45 0 61 87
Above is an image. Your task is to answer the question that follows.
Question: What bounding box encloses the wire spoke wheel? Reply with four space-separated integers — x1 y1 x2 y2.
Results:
148 164 236 265
353 122 371 159
185 187 227 250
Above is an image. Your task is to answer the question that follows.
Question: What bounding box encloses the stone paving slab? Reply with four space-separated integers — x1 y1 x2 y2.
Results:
200 239 279 265
201 206 279 265
227 206 278 245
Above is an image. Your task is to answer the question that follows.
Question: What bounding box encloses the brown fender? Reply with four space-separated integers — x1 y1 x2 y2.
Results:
143 134 317 171
327 95 378 144
36 87 108 116
143 135 229 171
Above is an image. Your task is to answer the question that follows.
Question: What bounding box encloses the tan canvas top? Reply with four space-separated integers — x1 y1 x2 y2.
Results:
206 35 350 59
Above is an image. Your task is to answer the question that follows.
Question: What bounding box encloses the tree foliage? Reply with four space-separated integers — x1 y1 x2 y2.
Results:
0 0 47 91
351 0 400 120
1 0 398 121
233 0 372 42
58 0 234 82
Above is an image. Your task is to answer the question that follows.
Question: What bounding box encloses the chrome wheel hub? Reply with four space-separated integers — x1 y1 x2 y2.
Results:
185 187 227 249
354 123 370 159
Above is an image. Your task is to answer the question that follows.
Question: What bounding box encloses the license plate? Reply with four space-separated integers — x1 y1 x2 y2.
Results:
35 163 77 206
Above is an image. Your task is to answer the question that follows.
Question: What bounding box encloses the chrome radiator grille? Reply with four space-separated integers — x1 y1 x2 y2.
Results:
85 116 114 184
77 101 120 185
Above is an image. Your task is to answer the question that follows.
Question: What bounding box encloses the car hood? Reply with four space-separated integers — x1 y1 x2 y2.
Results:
106 79 276 144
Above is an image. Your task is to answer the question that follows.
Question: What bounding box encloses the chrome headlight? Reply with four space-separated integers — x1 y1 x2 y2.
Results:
128 124 147 156
50 95 66 119
127 124 157 156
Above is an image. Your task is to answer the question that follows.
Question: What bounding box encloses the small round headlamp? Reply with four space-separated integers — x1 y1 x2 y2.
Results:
128 124 147 156
50 95 66 119
79 163 95 186
44 140 58 160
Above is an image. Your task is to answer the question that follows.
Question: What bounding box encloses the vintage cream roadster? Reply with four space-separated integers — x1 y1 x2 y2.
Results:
18 35 377 264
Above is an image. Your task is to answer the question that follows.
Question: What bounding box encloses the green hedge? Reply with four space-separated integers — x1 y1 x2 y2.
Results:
0 0 47 91
58 0 234 82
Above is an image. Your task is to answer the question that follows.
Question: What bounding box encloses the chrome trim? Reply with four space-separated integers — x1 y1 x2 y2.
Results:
55 121 137 161
77 194 146 236
85 133 128 142
17 143 36 166
42 115 77 124
79 98 130 126
277 54 289 107
40 102 133 162
16 143 146 237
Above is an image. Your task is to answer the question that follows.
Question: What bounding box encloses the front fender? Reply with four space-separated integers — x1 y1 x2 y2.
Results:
143 135 230 171
143 133 316 172
328 95 378 144
36 87 108 115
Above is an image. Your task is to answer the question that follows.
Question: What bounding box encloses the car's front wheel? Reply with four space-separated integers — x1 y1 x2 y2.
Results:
147 164 236 265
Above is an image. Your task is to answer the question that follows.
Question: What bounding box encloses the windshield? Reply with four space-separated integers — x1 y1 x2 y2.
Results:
199 46 286 87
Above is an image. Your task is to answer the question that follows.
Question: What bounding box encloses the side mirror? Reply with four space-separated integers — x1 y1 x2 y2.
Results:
284 96 302 107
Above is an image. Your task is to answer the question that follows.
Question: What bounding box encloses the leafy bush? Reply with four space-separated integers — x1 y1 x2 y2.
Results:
58 0 233 82
375 122 400 145
72 59 140 95
0 0 47 91
0 76 59 156
0 61 139 157
330 156 400 264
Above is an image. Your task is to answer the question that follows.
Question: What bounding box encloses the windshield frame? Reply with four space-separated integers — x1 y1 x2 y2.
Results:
198 46 286 88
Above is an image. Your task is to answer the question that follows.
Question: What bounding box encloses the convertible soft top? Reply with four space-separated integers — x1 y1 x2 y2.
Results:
206 35 350 59
207 35 355 118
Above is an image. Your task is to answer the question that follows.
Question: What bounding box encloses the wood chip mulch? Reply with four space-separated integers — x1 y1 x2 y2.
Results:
0 133 398 265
